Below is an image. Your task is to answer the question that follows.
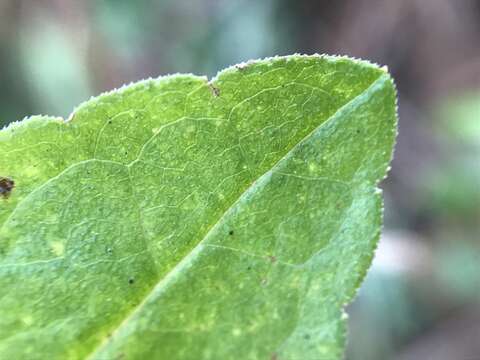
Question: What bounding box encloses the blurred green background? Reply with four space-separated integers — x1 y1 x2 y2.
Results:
1 1 479 358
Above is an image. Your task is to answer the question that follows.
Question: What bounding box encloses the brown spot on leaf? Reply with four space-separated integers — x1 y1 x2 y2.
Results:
271 352 278 360
209 84 220 97
0 177 14 199
268 255 277 263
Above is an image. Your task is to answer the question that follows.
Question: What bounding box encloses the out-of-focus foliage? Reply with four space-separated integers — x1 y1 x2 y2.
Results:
437 92 480 143
1 1 479 359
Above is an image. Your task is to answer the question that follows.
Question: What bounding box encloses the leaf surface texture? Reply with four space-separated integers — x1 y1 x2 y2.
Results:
0 55 397 360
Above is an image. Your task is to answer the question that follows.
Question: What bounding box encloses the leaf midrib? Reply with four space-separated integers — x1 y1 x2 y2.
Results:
86 72 386 358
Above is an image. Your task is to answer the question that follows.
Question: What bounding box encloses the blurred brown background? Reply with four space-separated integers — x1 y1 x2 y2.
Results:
1 1 479 359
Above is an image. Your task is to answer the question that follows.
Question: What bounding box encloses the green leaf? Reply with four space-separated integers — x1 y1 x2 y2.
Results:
0 55 397 359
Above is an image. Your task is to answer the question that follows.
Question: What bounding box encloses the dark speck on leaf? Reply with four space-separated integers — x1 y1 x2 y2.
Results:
108 120 112 125
247 266 252 271
209 84 220 97
128 277 135 285
229 230 234 236
304 334 311 340
0 177 15 199
268 255 277 263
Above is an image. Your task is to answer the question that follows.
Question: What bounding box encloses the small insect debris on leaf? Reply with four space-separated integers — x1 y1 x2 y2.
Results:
0 177 15 199
235 63 248 71
209 83 220 97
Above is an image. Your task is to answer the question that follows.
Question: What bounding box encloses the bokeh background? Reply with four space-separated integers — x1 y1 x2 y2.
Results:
1 1 479 358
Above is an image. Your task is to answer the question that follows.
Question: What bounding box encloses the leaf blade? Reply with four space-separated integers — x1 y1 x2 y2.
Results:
0 55 397 360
